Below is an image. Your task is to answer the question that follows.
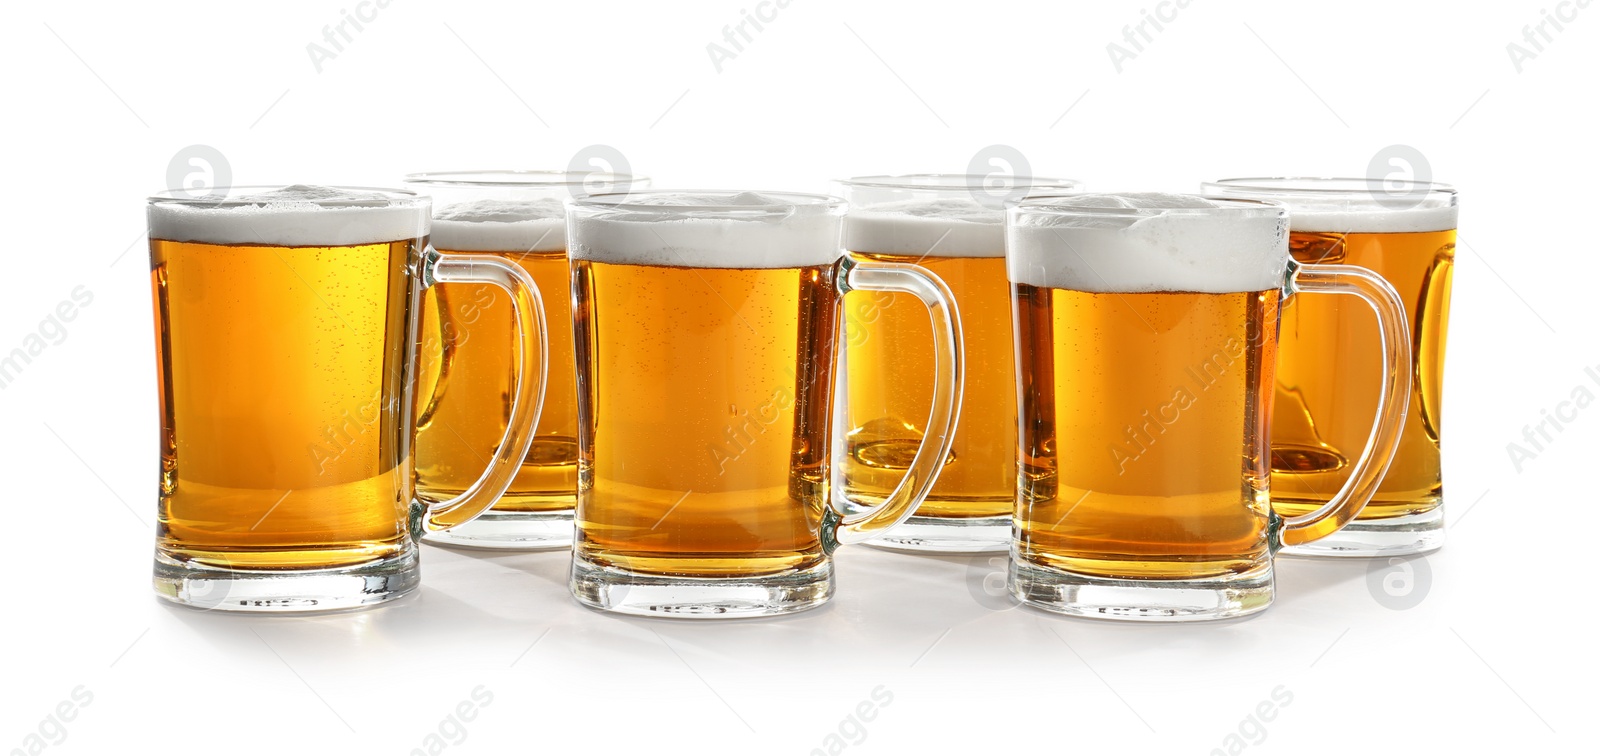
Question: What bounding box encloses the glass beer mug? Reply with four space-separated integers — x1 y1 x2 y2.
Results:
1203 177 1458 556
1005 193 1412 620
404 170 648 550
833 174 1082 553
148 185 548 612
565 190 965 617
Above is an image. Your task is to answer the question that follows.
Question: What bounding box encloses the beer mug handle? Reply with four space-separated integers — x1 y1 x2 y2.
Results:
1274 260 1412 548
417 247 550 532
826 257 965 547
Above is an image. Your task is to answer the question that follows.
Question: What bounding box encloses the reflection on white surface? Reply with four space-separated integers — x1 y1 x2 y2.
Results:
76 535 1525 755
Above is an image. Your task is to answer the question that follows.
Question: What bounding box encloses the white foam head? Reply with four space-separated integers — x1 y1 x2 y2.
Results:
838 175 1082 258
1284 204 1456 233
431 198 566 252
148 185 428 247
1006 193 1288 293
1202 179 1458 233
568 191 843 269
845 198 1004 257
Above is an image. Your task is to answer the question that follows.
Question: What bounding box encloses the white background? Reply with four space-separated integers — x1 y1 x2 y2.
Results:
1 0 1593 753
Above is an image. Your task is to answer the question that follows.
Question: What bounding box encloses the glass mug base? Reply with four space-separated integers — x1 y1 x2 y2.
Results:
152 543 419 613
1278 507 1444 558
569 554 833 618
863 514 1011 554
420 510 574 551
1009 558 1274 622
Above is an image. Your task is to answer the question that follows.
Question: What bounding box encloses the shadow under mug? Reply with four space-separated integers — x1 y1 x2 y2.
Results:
148 185 547 613
565 190 965 618
1004 194 1412 621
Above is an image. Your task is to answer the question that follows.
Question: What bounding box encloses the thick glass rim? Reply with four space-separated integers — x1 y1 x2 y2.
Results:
571 190 845 219
1203 177 1457 202
836 173 1083 191
403 170 650 188
147 185 423 208
1008 194 1286 220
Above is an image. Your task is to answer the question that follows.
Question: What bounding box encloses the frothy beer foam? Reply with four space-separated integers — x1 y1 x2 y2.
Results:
148 185 428 247
844 198 1004 257
431 198 566 252
1285 203 1458 234
1202 181 1458 233
569 191 841 269
1006 193 1288 294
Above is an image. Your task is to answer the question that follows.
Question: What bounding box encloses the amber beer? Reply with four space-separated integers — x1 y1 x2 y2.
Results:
572 259 838 576
1005 193 1410 620
843 257 1007 512
567 191 964 617
152 236 415 570
836 175 1080 553
150 185 545 612
151 192 425 574
1204 178 1457 555
1274 226 1452 518
1014 286 1279 579
416 203 571 510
